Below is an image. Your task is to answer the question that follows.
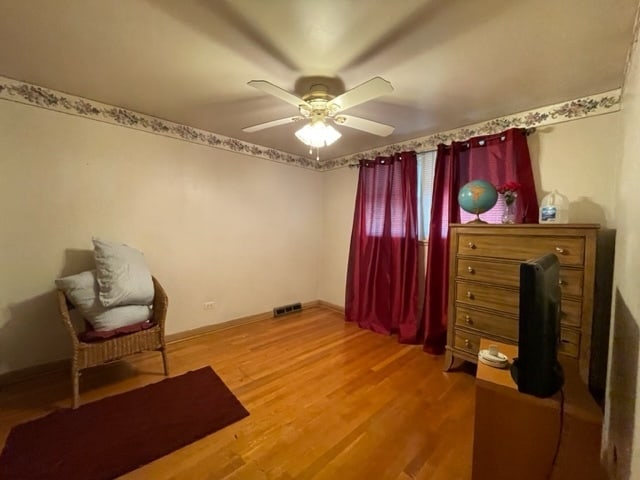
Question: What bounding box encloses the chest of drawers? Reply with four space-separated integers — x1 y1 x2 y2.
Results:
444 224 599 384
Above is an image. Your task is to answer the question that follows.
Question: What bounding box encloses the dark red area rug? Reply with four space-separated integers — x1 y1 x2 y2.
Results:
0 367 249 480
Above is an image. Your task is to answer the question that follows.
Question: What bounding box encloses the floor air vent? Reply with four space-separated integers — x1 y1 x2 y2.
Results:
273 302 302 317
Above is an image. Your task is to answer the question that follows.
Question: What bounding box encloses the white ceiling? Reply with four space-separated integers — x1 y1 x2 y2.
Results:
0 0 637 160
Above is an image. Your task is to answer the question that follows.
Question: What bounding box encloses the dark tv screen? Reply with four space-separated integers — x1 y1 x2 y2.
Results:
510 253 564 398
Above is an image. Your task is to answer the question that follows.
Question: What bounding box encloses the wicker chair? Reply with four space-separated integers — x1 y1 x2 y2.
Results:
56 276 169 408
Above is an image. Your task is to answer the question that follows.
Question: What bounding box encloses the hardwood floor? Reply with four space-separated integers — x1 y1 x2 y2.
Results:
0 307 477 479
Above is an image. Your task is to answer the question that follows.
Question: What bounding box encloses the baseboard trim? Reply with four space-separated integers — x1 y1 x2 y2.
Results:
317 300 345 314
167 301 330 343
302 300 321 309
0 358 70 387
0 301 338 386
166 310 273 344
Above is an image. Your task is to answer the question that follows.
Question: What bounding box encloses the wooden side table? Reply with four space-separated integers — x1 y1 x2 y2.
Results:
472 339 606 480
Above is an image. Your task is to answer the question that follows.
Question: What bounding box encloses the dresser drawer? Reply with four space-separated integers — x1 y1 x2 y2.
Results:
561 298 582 328
456 280 582 324
559 328 580 358
455 306 518 340
559 269 584 297
454 330 482 355
457 259 520 287
457 259 584 298
457 234 585 266
456 281 518 315
456 325 579 358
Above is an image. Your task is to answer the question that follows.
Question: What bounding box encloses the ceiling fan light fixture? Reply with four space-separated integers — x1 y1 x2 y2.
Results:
295 121 341 148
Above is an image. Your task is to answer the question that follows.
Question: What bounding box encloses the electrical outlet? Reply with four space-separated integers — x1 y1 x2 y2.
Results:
203 301 216 310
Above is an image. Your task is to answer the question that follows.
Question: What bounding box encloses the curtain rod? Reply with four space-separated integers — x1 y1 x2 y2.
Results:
347 127 537 168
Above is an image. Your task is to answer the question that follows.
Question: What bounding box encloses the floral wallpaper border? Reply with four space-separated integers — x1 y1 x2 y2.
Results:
0 76 316 170
0 75 621 172
319 89 621 171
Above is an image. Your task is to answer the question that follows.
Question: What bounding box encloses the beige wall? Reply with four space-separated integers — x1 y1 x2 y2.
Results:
0 100 323 375
601 21 640 478
528 113 622 226
318 167 359 306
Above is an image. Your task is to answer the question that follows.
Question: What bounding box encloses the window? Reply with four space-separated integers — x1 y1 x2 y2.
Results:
361 157 413 238
369 149 512 242
417 150 436 241
363 165 407 237
417 149 511 236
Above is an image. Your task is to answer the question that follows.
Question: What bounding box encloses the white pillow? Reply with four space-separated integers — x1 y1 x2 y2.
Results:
92 237 154 308
55 270 152 331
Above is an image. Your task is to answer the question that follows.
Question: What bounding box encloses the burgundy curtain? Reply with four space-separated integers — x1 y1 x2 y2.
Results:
422 142 460 353
422 128 537 354
457 129 538 223
345 151 419 343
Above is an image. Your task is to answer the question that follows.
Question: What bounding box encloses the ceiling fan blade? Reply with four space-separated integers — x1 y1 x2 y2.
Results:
334 114 395 136
248 80 310 108
242 116 303 133
328 77 393 113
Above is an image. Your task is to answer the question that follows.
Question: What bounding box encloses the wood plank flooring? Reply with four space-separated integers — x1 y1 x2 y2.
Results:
0 307 477 479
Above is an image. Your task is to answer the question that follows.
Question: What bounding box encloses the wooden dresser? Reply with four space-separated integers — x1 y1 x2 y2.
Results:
444 224 598 384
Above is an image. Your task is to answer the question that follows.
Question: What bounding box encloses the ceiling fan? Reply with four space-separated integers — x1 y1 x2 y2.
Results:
242 76 395 154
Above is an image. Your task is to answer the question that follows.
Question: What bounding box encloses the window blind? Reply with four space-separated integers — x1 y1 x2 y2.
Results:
417 150 437 240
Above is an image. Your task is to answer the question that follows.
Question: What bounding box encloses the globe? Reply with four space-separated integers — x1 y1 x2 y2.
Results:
458 180 498 222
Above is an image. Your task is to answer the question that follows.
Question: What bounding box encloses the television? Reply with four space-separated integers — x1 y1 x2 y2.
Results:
510 253 564 398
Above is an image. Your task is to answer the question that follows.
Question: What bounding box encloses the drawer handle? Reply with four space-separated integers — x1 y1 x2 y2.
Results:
465 315 473 325
559 279 566 286
466 291 473 299
467 266 475 274
468 242 476 249
555 247 565 254
464 339 472 348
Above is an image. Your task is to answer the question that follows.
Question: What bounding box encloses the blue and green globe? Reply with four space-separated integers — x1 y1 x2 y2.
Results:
458 180 498 219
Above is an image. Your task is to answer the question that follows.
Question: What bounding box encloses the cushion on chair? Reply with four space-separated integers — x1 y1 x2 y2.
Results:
78 319 156 342
55 270 152 331
92 237 154 308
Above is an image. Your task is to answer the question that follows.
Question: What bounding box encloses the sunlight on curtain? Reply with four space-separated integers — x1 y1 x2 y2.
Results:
363 159 410 237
